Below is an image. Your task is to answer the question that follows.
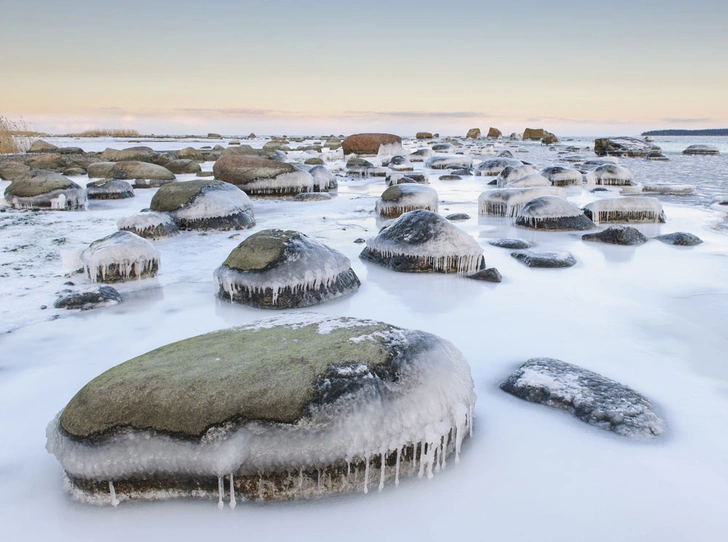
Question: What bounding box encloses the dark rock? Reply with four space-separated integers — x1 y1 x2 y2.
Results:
466 128 481 139
511 250 576 268
341 133 402 155
446 213 470 221
582 226 648 245
682 145 719 156
87 179 135 200
487 127 502 138
468 267 501 282
293 192 332 202
54 286 122 310
439 175 462 181
27 140 58 153
354 238 366 243
500 358 664 438
488 238 532 249
594 137 660 158
654 232 703 246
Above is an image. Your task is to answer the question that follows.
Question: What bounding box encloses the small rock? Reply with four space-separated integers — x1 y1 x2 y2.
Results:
446 213 470 221
655 232 703 246
488 238 532 249
54 286 122 310
468 268 502 282
511 250 576 268
354 238 366 244
582 226 648 246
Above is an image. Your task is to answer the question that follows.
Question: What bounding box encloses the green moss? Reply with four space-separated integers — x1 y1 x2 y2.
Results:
150 180 221 212
380 185 403 201
59 320 398 439
4 172 76 198
222 229 297 271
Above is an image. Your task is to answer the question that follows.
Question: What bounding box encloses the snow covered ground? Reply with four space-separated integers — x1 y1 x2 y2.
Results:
1 135 728 541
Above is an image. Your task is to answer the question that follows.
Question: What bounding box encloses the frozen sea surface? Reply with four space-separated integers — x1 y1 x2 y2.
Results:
1 135 728 541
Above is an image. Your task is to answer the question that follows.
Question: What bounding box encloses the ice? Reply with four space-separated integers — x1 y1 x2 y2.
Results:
496 165 538 187
425 155 473 169
171 183 253 221
504 173 550 188
541 166 584 187
6 186 87 211
584 196 666 224
80 231 160 282
478 186 560 217
239 170 314 195
375 185 439 217
475 157 523 176
117 211 179 239
586 164 634 186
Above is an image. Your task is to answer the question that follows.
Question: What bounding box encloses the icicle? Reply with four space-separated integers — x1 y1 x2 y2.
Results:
229 473 236 509
469 405 474 437
346 461 351 476
258 474 263 500
440 434 447 470
363 456 370 494
317 469 322 492
379 452 386 491
108 481 119 507
298 468 304 492
217 476 224 509
455 424 461 464
417 442 425 478
395 448 401 486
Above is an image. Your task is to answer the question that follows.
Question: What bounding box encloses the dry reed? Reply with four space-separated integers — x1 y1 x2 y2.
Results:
70 129 140 137
0 116 35 154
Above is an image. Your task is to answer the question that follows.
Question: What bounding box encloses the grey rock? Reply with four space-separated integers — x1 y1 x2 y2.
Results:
594 137 660 158
164 159 202 174
446 213 470 221
655 232 703 246
54 286 122 310
488 238 532 249
582 226 648 245
468 267 502 282
511 250 576 268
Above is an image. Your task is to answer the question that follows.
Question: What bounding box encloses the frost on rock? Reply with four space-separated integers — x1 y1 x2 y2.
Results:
583 197 666 224
308 165 337 191
425 155 473 170
46 314 476 505
511 250 576 268
478 187 559 217
504 173 551 189
641 184 695 196
54 286 122 310
214 230 359 309
3 170 86 210
500 358 665 438
540 166 584 187
496 165 538 187
515 196 596 231
150 180 255 231
213 155 315 196
80 231 160 283
375 184 439 218
86 179 134 200
360 209 485 274
117 212 179 240
586 164 634 186
475 158 522 177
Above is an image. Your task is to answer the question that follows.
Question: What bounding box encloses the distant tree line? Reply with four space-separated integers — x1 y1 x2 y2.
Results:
641 129 728 136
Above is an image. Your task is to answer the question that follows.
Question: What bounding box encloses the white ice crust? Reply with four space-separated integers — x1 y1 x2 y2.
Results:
80 231 160 282
586 164 634 186
517 196 584 219
117 211 176 231
584 197 665 224
425 155 473 169
506 173 550 188
478 187 560 217
243 170 314 194
376 185 439 216
172 183 253 221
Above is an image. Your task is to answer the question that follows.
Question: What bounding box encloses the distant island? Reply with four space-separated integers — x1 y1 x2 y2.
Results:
641 128 728 136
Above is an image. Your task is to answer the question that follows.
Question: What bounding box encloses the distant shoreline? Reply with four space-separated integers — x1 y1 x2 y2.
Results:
641 129 728 136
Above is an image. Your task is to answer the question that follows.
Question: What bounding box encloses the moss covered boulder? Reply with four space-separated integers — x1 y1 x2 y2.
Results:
165 159 202 174
215 229 358 308
341 133 402 155
213 155 314 196
110 161 176 187
150 180 255 231
4 170 86 210
86 179 134 200
375 184 439 218
46 314 476 505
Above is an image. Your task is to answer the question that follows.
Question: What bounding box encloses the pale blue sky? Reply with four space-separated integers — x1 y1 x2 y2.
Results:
2 0 726 135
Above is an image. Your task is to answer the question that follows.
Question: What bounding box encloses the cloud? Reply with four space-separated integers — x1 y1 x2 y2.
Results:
660 117 712 124
174 107 287 117
342 110 488 119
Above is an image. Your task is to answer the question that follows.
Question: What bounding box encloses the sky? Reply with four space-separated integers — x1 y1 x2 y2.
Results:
1 0 726 136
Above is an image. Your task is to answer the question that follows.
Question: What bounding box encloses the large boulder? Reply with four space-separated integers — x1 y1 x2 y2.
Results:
375 184 439 218
178 147 205 161
511 250 576 268
110 161 176 186
496 165 539 187
4 170 86 210
515 196 596 231
585 164 634 186
476 157 522 177
0 160 30 181
164 159 202 174
117 211 179 240
87 162 116 179
80 231 160 283
425 155 473 170
149 180 255 231
522 128 547 140
27 139 59 153
415 132 433 139
466 128 481 139
341 133 402 155
360 209 485 274
500 358 664 438
594 137 660 157
487 127 502 138
478 187 559 217
26 153 65 170
682 145 719 156
541 166 583 187
213 155 314 195
46 314 476 504
214 230 359 308
583 197 666 224
101 146 156 162
654 232 703 246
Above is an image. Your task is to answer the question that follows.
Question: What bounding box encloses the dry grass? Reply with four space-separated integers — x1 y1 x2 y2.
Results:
70 128 140 138
0 116 35 154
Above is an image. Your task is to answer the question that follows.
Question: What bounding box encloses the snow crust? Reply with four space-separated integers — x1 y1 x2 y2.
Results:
584 197 665 224
241 171 314 195
80 231 160 282
375 185 438 216
478 187 560 217
172 184 253 221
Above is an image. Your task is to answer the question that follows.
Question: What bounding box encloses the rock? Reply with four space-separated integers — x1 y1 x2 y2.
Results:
341 133 402 155
117 211 179 239
150 180 255 231
214 230 359 308
583 197 666 224
488 238 531 249
408 148 433 162
346 157 373 168
541 132 559 145
54 286 122 310
505 173 551 189
522 128 547 140
80 231 160 283
178 147 205 161
499 358 664 438
213 155 314 195
101 146 156 162
516 196 596 231
478 187 559 217
487 127 502 138
293 192 333 202
439 175 462 181
304 157 324 165
0 160 30 181
387 172 428 185
263 141 291 152
415 132 433 139
431 143 454 153
164 159 202 174
425 155 473 169
594 137 660 158
466 128 481 139
654 232 703 246
586 164 634 186
360 209 485 274
641 184 694 196
476 157 522 176
496 165 538 187
582 226 648 245
307 165 337 191
354 238 366 243
47 313 476 504
110 161 176 186
86 179 134 200
26 153 64 170
468 267 501 282
496 150 514 158
446 213 470 221
87 162 116 178
388 155 413 171
4 170 86 210
682 145 719 156
63 167 86 176
541 166 583 187
511 250 576 268
27 139 59 153
645 150 669 161
376 184 439 218
207 133 222 139
57 147 84 155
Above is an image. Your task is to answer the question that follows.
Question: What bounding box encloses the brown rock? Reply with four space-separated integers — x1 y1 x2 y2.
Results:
466 128 481 139
341 133 402 155
522 128 546 140
487 127 502 138
416 132 433 139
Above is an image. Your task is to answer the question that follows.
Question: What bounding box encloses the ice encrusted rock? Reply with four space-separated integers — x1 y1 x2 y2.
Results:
3 170 86 210
409 148 433 162
54 286 122 310
496 165 538 187
214 230 359 308
360 210 485 274
641 183 695 196
341 133 403 156
308 165 337 191
505 173 551 189
213 155 314 195
585 164 634 186
80 231 160 283
583 197 666 224
500 358 664 438
515 196 596 231
86 179 134 200
511 250 576 268
478 187 560 217
682 145 719 156
582 226 648 245
375 184 439 218
117 211 179 239
594 137 660 158
149 180 255 231
488 238 532 249
46 314 476 504
476 158 523 177
654 232 703 246
540 166 583 187
425 155 473 169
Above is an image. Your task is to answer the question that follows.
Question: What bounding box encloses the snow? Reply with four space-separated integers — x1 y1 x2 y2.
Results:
1 135 728 541
171 183 253 221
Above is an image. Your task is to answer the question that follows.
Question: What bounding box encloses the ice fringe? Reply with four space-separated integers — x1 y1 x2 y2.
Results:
80 231 160 283
239 170 314 196
375 185 439 218
515 196 587 228
586 164 634 186
541 166 584 187
583 197 666 224
478 187 559 217
117 211 179 239
6 187 87 211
